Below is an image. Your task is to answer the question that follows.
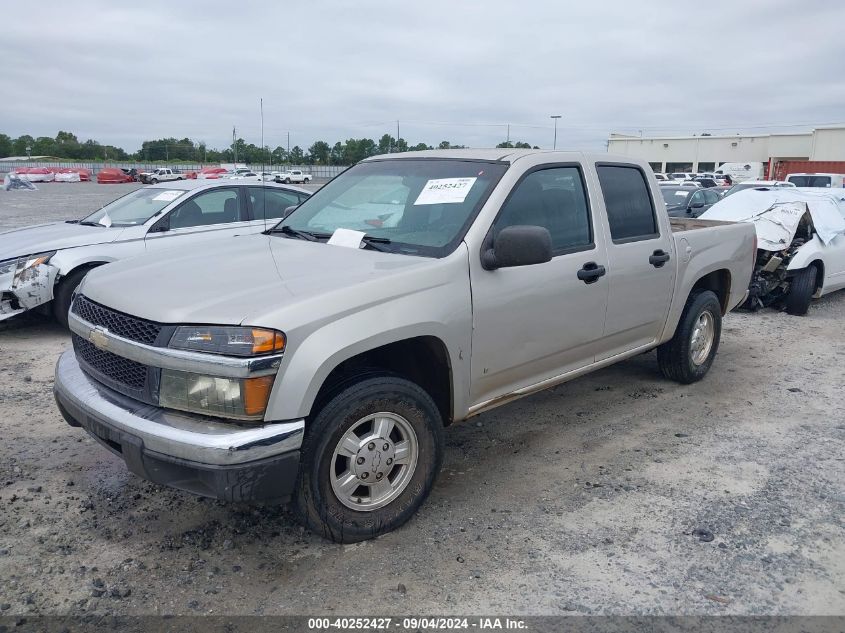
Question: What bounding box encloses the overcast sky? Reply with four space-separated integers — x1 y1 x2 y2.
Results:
2 0 843 153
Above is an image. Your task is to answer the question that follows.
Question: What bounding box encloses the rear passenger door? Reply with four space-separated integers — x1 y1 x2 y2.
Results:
144 186 261 252
594 164 676 360
247 186 310 230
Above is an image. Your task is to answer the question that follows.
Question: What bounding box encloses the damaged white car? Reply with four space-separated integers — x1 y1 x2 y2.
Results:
0 180 310 326
700 188 845 315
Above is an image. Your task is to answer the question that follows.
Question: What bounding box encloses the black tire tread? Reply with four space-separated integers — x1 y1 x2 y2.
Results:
657 289 722 384
293 374 444 543
784 265 816 316
52 267 93 328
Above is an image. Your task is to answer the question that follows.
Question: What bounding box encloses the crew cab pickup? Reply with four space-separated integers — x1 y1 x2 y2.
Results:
275 169 312 184
139 168 185 184
54 150 755 543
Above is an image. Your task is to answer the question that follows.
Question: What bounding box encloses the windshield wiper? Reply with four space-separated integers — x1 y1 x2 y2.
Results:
267 225 326 241
360 235 393 252
77 221 107 227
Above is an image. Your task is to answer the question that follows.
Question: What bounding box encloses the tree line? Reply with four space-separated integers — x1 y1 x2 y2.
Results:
0 131 539 165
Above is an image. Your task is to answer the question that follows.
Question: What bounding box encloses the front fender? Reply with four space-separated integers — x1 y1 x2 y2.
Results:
785 236 825 272
264 278 472 423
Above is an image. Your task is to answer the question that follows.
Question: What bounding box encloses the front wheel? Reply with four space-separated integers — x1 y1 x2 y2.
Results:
150 178 158 184
294 375 444 543
657 289 722 384
784 265 816 316
52 267 94 329
284 178 291 184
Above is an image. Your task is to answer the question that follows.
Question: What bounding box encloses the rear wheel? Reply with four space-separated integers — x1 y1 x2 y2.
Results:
294 375 444 543
784 265 816 316
657 289 722 384
52 267 94 329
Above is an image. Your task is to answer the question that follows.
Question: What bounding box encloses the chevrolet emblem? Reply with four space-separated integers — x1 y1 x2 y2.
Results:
89 328 109 350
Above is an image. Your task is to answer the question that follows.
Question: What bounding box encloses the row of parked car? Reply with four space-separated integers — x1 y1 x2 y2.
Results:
6 165 314 185
2 149 843 543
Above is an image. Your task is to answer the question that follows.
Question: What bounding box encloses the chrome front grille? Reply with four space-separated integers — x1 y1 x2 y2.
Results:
72 334 148 392
71 295 162 346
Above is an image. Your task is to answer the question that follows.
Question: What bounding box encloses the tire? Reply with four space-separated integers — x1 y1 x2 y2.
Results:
294 374 444 543
150 178 158 184
657 289 722 384
784 265 816 316
284 178 291 184
52 267 94 329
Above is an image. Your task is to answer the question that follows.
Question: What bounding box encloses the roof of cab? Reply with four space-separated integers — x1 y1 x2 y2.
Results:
362 148 636 164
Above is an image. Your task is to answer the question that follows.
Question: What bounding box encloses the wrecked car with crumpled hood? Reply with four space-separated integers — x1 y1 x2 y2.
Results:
700 187 845 315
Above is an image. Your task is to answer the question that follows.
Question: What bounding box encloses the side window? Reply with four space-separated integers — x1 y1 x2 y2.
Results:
703 189 719 205
596 165 658 242
493 167 592 253
248 187 304 220
168 188 244 229
689 190 705 207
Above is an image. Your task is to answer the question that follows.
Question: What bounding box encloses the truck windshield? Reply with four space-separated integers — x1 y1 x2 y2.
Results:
81 188 186 227
276 159 508 257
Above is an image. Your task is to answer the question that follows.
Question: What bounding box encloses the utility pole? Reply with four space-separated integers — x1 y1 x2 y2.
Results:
550 115 562 149
507 124 510 143
287 132 290 165
396 120 400 151
232 126 237 163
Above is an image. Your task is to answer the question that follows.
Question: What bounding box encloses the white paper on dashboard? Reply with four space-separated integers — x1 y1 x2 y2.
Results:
414 177 477 205
327 228 366 248
153 190 183 202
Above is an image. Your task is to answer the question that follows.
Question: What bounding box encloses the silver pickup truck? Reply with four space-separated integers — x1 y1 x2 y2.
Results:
54 150 755 542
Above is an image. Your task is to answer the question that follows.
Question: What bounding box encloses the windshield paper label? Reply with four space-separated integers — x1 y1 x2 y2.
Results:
153 190 183 202
675 191 689 197
414 177 477 205
327 228 366 249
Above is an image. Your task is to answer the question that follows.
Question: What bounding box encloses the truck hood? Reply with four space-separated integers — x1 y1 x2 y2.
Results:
80 234 440 326
0 222 125 261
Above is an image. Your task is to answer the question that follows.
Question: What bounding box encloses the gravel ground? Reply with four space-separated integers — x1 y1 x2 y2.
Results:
0 184 843 617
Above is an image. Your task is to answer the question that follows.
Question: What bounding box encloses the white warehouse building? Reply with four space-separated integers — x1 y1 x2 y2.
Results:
606 125 845 175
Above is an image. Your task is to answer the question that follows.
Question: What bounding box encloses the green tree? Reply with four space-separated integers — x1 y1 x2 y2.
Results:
12 135 34 156
377 134 395 154
410 143 431 151
437 141 451 149
307 140 330 164
0 134 11 158
289 145 305 164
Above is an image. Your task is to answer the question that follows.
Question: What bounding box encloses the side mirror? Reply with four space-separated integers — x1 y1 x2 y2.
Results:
282 205 299 220
690 200 704 209
482 225 552 270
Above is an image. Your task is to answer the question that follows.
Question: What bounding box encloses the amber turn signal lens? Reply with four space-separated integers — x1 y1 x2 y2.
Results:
251 328 286 354
242 376 275 416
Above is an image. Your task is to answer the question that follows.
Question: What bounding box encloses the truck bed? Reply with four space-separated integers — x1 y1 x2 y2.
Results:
669 217 734 233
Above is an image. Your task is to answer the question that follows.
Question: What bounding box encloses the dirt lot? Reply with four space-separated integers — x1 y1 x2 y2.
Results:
0 184 843 617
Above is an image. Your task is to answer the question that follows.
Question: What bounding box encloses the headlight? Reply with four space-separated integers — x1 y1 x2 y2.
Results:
169 326 285 356
12 251 56 288
159 370 274 420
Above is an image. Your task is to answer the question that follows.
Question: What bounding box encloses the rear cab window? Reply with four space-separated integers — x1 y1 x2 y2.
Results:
596 165 659 243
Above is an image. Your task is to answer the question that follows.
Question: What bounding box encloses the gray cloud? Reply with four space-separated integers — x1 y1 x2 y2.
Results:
1 0 843 152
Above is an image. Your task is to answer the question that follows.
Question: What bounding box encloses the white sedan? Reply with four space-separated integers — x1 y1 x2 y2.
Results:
0 180 310 325
700 187 845 314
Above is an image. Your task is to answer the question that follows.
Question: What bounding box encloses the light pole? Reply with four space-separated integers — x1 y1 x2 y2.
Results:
550 115 562 150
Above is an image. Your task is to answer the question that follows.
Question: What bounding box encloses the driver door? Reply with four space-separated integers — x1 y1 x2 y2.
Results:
469 165 609 406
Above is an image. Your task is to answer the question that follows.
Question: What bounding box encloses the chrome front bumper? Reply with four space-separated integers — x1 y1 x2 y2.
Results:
54 351 303 466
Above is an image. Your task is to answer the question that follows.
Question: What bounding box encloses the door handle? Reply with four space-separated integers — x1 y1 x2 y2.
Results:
649 249 670 268
577 261 606 284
